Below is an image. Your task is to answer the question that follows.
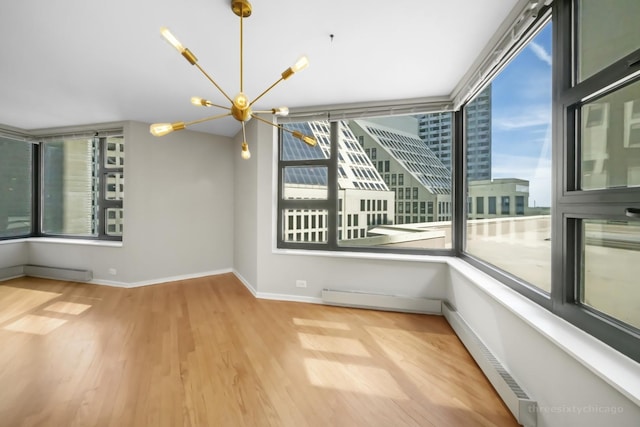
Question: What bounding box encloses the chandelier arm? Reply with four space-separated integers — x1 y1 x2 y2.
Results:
248 77 285 108
193 62 234 104
250 113 284 130
184 112 233 127
241 120 247 141
207 103 232 111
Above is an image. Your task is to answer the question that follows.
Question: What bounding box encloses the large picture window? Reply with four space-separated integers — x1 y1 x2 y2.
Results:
278 114 453 253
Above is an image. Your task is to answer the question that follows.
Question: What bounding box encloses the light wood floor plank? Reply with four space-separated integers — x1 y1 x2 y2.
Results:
0 273 517 427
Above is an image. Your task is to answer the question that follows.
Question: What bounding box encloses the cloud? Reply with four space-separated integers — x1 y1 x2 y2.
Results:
529 41 552 66
493 105 551 130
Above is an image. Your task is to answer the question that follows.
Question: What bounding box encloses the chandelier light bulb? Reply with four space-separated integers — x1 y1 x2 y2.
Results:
150 123 174 137
241 142 251 159
291 56 309 73
150 122 185 137
191 96 211 107
160 27 184 53
273 107 289 116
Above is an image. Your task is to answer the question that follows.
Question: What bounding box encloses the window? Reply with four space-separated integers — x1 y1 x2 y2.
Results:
553 0 640 360
464 17 552 292
278 115 452 252
0 136 33 238
0 129 123 241
501 196 510 215
488 197 496 214
41 133 124 239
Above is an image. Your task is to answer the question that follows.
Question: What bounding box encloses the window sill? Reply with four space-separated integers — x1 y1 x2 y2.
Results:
0 237 123 248
447 258 640 407
273 247 450 264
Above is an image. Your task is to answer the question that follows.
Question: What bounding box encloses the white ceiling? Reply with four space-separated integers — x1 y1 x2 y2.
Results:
0 0 519 137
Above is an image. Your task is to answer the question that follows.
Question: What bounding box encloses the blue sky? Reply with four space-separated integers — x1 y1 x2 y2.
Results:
491 21 553 207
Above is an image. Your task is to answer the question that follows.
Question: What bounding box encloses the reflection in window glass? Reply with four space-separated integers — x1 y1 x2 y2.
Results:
0 137 32 237
577 0 640 83
465 21 553 292
283 166 328 200
580 79 640 190
42 138 99 236
581 220 640 330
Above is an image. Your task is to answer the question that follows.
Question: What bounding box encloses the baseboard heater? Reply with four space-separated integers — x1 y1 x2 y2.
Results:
442 301 537 427
0 265 25 281
322 288 442 314
24 265 93 282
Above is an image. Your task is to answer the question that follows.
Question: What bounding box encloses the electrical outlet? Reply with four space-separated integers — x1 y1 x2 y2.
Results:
108 268 117 275
295 280 307 288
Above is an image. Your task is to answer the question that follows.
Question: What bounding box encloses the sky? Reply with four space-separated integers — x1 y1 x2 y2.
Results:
490 21 553 207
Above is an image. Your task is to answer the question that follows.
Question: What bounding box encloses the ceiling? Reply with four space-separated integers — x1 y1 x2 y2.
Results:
0 0 520 137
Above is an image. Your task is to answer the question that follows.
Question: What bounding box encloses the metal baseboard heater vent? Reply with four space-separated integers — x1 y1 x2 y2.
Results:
0 265 25 281
24 265 93 282
442 301 537 427
322 289 442 314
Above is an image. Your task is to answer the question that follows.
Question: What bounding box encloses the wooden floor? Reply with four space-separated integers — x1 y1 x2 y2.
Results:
0 274 517 427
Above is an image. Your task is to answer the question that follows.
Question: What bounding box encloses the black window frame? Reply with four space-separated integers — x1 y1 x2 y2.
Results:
0 128 124 242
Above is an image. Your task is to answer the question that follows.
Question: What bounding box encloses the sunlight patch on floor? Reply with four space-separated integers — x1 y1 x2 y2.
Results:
3 314 67 335
0 286 61 324
304 358 408 399
293 318 351 330
44 301 91 315
298 333 370 357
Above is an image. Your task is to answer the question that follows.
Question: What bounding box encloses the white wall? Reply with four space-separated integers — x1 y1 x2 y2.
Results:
447 261 640 427
26 121 236 285
233 121 259 290
242 118 449 301
0 240 28 268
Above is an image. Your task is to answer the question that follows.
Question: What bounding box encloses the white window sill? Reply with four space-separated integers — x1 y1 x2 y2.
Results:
272 247 450 264
0 237 122 248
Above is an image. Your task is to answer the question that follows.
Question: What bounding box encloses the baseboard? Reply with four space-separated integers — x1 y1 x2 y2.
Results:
322 288 442 314
122 268 234 288
232 270 257 296
24 264 92 282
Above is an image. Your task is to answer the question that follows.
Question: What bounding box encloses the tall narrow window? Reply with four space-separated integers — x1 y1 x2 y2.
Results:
0 136 33 238
464 20 552 292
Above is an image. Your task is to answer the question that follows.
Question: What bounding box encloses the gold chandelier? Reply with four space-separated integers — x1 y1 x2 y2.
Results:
150 0 317 159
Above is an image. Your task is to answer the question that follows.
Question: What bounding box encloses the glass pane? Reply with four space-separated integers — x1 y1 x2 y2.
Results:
580 78 640 190
0 137 32 237
283 209 328 243
105 173 124 200
105 135 124 168
581 219 640 330
341 116 452 249
105 208 123 236
283 166 328 200
281 122 329 160
42 138 99 236
577 0 640 83
465 21 553 292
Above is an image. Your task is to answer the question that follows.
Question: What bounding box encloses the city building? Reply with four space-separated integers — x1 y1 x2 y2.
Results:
417 86 492 181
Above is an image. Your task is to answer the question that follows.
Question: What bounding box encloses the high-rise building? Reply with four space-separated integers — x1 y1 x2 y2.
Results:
349 117 453 224
417 85 492 181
